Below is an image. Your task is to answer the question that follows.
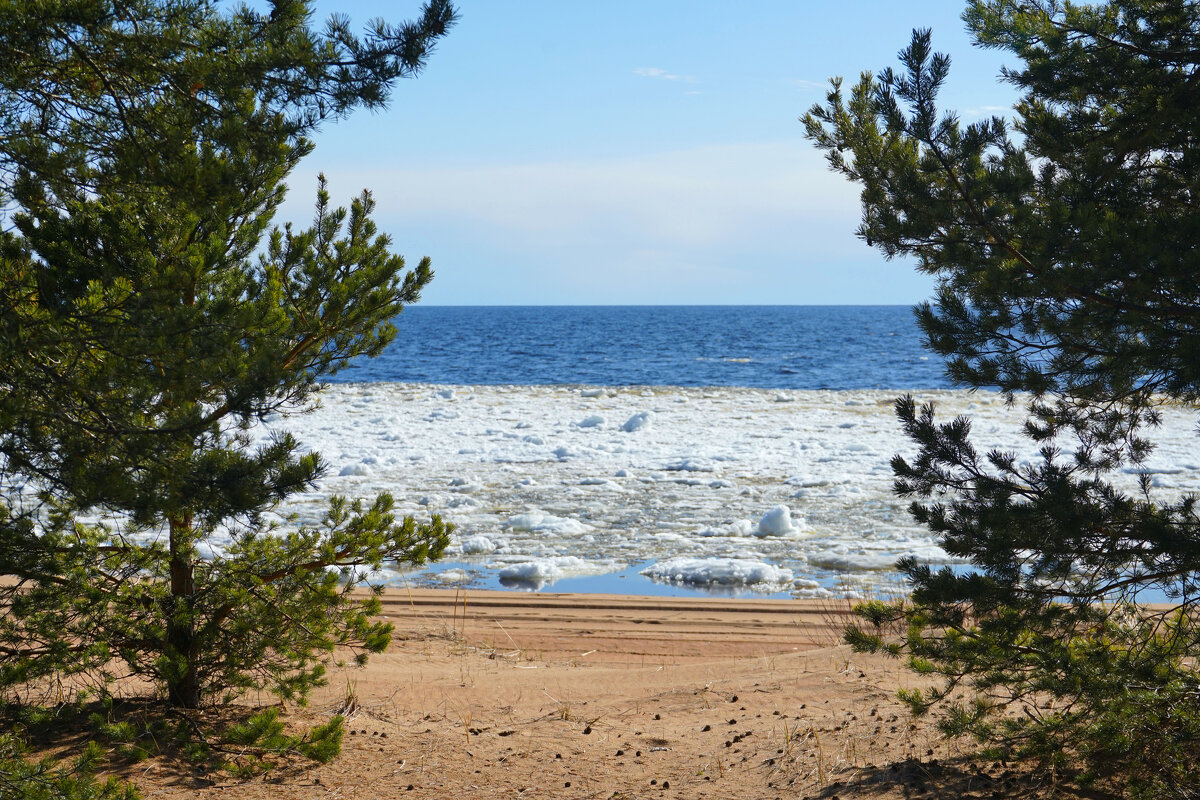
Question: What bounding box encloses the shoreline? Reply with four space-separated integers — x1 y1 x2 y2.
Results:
375 588 860 665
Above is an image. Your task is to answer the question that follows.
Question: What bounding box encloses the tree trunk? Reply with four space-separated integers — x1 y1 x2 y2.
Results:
166 514 201 708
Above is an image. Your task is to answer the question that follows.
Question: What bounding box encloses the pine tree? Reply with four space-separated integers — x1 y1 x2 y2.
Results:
0 0 456 709
804 1 1200 795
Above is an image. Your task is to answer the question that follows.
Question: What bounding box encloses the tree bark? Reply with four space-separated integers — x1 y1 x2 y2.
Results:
166 514 200 708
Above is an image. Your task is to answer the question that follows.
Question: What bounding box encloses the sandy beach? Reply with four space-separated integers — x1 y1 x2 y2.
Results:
114 590 1071 800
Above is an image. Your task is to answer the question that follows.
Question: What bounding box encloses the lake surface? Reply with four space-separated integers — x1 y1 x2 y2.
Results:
334 305 953 390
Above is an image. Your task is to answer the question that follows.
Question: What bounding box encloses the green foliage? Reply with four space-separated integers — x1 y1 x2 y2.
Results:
807 1 1200 796
5 697 345 777
219 708 343 769
226 708 290 748
0 0 456 710
0 733 139 800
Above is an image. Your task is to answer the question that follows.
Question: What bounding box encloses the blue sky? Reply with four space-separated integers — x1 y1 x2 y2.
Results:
278 1 1020 305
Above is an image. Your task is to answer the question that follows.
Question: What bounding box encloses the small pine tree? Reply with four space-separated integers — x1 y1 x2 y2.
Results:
804 1 1200 796
0 733 139 800
0 0 456 709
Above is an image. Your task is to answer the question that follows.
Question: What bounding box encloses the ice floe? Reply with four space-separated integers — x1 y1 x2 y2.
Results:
245 383 1199 596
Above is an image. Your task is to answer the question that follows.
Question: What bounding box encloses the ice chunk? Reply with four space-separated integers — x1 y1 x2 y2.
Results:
338 463 371 477
436 569 471 584
641 557 793 587
496 556 607 589
665 458 713 472
577 414 605 428
697 519 755 537
460 535 496 554
505 511 590 535
621 412 652 432
755 505 799 536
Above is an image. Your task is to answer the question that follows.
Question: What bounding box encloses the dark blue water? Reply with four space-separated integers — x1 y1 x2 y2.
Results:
333 305 952 389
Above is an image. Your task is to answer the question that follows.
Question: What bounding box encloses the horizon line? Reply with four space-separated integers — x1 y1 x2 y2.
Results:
407 302 920 308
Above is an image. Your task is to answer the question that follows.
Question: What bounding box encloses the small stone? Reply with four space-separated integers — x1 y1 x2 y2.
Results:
702 724 711 732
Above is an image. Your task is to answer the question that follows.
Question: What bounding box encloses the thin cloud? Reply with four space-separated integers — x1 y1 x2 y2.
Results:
790 78 828 91
965 104 1011 118
294 141 857 247
634 66 695 82
282 143 909 305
